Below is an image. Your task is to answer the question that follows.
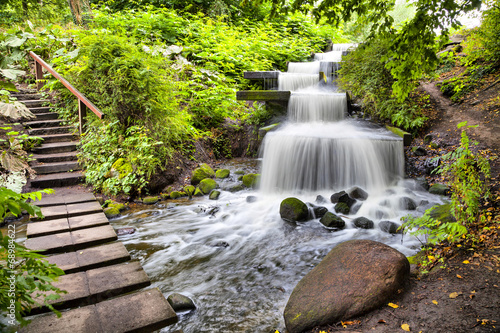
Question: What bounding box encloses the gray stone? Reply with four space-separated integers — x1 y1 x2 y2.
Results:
246 196 258 203
284 240 410 333
209 190 221 200
429 183 450 195
424 134 433 144
319 212 345 229
413 146 427 156
330 191 347 203
116 227 136 236
379 221 402 234
353 217 374 229
315 195 327 204
348 186 368 201
399 197 417 210
310 205 328 219
280 197 309 222
334 202 350 215
167 293 196 311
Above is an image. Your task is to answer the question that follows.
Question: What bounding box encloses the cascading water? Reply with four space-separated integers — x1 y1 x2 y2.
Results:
110 45 440 333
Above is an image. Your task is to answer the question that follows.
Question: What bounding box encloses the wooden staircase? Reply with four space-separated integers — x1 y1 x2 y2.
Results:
13 90 84 188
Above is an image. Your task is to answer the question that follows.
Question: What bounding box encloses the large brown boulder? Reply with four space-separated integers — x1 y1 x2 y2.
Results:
284 239 410 333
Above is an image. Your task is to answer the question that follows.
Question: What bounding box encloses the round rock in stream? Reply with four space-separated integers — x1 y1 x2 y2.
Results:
284 240 410 333
280 197 309 222
353 217 374 229
167 293 196 311
319 212 345 229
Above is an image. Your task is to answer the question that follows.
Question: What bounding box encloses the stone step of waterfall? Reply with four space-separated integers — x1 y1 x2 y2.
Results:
34 111 59 121
20 288 178 333
32 191 96 207
30 170 84 188
31 151 78 163
23 118 64 128
33 200 103 221
27 212 109 238
37 132 78 143
28 125 73 136
24 224 117 254
28 261 151 315
28 106 54 114
236 90 291 101
10 92 42 100
46 242 131 274
20 99 50 107
32 160 81 175
31 141 78 154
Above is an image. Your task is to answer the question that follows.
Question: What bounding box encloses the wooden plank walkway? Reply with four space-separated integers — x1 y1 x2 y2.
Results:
22 190 178 332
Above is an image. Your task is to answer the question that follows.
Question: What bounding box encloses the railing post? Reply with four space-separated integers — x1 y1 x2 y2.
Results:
78 99 87 134
35 61 43 90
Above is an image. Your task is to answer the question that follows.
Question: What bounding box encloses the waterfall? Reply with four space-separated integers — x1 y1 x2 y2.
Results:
260 44 404 193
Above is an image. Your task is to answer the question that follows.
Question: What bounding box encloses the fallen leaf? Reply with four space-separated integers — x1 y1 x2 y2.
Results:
457 274 463 279
378 319 387 324
428 255 435 261
449 292 460 298
388 302 399 308
463 260 470 264
401 323 411 331
432 300 438 305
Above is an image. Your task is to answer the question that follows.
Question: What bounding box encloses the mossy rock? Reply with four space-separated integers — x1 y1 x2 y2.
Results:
104 206 120 218
143 196 159 205
199 178 217 194
215 169 230 179
335 202 350 215
3 212 17 223
320 212 345 229
191 163 215 185
429 203 456 223
280 197 309 222
161 193 170 200
111 158 133 179
209 190 221 200
429 183 450 196
242 173 260 188
170 191 183 199
194 187 204 196
107 201 126 212
234 170 245 175
183 185 195 196
228 184 245 192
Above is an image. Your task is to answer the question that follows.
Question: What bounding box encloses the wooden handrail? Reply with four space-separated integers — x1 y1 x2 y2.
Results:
29 51 105 133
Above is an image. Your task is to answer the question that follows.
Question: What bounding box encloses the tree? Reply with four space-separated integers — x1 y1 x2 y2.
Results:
269 0 483 100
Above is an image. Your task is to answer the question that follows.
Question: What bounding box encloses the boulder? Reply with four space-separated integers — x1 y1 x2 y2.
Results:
183 185 195 197
246 196 258 203
330 191 347 203
167 293 196 312
319 212 345 229
415 177 430 191
423 134 433 144
209 190 221 200
338 193 356 208
104 207 120 219
353 217 374 229
199 178 218 194
334 202 350 215
142 196 159 205
280 197 309 222
242 173 260 188
284 240 410 333
310 205 328 219
191 163 215 185
429 183 450 195
116 227 136 236
399 197 417 210
315 195 327 204
429 203 456 223
170 191 183 199
194 187 203 196
228 184 245 192
348 186 368 201
215 169 230 179
413 146 427 156
379 221 402 234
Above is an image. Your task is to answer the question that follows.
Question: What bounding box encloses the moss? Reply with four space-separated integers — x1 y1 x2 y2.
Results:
170 191 183 199
242 173 260 188
194 187 203 196
191 163 215 185
280 197 309 222
228 184 245 192
386 125 411 146
161 193 170 200
104 206 120 218
199 178 217 194
111 158 134 179
335 202 350 214
107 200 126 212
209 190 221 200
183 185 195 196
234 170 245 175
215 169 230 179
143 196 159 205
429 183 450 195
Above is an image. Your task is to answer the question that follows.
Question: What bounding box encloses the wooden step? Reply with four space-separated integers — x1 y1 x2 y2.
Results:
20 288 178 333
32 160 80 175
35 112 59 121
28 261 150 315
30 170 84 188
28 126 73 135
20 99 50 107
27 212 109 238
29 106 54 114
38 133 79 143
32 192 96 207
31 151 78 163
34 201 103 221
46 242 131 274
31 141 78 154
23 119 64 128
24 224 116 254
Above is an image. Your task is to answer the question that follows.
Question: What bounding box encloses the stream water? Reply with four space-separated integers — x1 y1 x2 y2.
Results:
111 46 441 332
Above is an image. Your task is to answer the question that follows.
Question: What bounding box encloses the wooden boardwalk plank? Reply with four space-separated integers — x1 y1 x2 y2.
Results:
21 289 178 333
27 212 110 238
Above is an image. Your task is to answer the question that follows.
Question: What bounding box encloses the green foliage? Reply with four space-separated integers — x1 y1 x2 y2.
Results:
339 37 428 131
402 122 491 244
0 188 65 328
0 0 69 25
